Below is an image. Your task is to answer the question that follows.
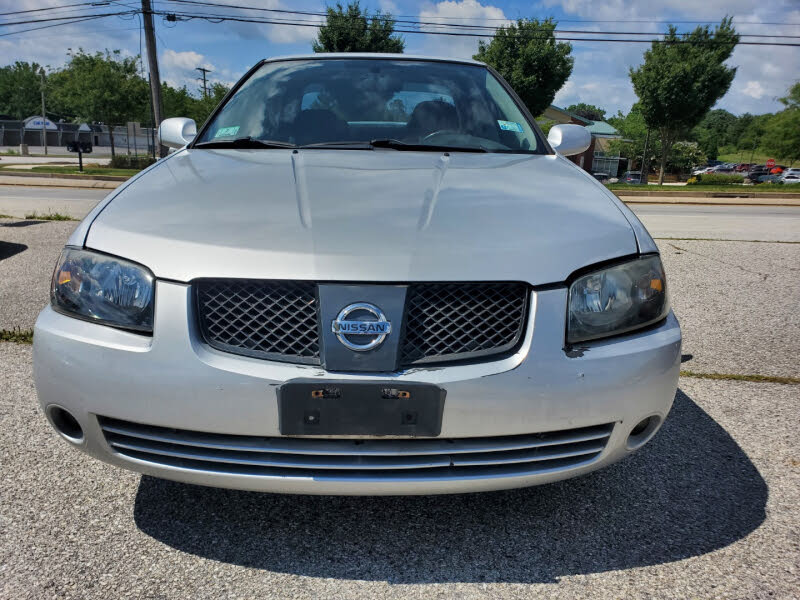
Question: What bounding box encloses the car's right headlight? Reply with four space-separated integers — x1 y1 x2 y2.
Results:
567 255 669 344
51 247 155 333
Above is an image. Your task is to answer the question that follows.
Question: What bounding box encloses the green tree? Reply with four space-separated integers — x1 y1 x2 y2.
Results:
692 108 738 159
474 18 573 117
778 81 800 110
312 2 404 53
761 82 800 166
566 102 605 121
630 18 739 183
49 50 148 156
0 61 46 120
607 103 661 172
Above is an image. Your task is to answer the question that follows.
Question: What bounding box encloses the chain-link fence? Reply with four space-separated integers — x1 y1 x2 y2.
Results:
0 121 157 156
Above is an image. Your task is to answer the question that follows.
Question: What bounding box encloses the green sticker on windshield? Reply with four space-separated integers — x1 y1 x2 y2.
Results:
498 120 523 133
214 126 240 138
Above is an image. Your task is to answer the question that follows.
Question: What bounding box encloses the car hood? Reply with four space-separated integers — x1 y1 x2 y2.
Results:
86 149 637 285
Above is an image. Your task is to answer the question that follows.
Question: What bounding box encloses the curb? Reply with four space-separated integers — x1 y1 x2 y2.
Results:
0 170 128 182
611 189 800 200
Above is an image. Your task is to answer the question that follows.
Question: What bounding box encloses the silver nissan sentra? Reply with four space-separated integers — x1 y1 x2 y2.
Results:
33 54 681 495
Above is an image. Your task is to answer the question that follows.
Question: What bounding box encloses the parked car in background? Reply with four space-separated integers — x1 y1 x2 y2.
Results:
758 174 783 184
780 170 800 184
734 163 752 172
592 172 609 183
621 171 644 184
33 53 680 496
747 165 769 181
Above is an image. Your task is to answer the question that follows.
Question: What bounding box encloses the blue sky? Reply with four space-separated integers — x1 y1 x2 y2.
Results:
2 0 799 118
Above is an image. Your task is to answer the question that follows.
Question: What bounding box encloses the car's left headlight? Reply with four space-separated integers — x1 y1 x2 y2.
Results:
51 248 155 333
567 255 669 344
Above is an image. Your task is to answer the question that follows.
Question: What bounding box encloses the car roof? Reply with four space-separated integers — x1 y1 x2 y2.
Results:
260 53 486 67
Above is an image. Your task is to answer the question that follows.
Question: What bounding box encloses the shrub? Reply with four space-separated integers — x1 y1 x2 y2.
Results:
109 155 156 169
686 177 698 185
689 173 744 185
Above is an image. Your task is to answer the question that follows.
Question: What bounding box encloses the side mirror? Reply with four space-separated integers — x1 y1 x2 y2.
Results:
547 124 592 156
158 117 197 149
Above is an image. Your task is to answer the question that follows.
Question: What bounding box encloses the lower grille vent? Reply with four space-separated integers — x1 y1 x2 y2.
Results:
99 417 612 481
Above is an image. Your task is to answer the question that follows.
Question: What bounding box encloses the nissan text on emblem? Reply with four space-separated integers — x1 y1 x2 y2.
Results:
332 303 392 351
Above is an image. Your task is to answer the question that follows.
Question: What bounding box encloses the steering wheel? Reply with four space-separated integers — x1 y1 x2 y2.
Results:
421 129 461 143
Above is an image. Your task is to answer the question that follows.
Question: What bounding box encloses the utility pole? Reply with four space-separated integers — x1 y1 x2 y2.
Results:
39 69 48 156
142 0 165 157
196 66 211 98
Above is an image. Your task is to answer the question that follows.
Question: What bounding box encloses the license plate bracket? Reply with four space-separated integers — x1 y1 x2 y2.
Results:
278 379 445 436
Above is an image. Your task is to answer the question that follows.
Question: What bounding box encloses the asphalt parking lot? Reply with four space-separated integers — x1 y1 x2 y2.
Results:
1 188 798 599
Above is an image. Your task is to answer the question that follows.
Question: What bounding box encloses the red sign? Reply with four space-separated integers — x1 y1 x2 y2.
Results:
766 158 776 168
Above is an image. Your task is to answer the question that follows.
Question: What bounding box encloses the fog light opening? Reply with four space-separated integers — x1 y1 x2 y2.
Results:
46 405 84 443
626 415 661 450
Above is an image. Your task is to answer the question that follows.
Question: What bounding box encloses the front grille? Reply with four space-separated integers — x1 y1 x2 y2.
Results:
195 281 528 367
99 417 613 480
196 280 320 364
400 283 528 365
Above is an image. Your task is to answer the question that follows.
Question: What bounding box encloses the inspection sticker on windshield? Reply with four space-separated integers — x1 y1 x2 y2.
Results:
497 120 523 133
214 126 240 138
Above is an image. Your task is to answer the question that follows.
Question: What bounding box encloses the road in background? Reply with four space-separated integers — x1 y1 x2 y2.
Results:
0 185 108 218
631 203 800 242
2 186 800 242
1 194 798 599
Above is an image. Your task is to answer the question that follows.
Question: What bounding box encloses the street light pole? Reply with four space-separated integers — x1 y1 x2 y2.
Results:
40 69 48 156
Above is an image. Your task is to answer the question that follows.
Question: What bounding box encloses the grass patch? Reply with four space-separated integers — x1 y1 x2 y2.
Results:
717 151 796 166
0 213 15 219
26 165 140 177
0 328 33 344
607 183 800 194
680 370 800 385
24 212 77 221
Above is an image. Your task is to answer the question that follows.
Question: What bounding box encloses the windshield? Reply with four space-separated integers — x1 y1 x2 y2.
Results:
195 59 543 153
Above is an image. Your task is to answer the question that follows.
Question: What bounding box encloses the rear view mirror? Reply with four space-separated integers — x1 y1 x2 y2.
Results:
547 124 591 156
158 117 197 149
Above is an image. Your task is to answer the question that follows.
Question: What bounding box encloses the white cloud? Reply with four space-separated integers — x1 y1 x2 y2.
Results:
417 0 510 58
541 0 800 115
741 80 766 99
207 0 322 45
159 50 239 92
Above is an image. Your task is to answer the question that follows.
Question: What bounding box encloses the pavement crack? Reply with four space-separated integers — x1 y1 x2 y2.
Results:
667 243 772 280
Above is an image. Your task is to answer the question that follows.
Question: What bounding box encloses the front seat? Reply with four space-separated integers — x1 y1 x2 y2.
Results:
405 101 459 141
292 109 349 146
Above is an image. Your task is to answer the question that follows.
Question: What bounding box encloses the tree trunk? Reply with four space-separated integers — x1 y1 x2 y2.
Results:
108 125 116 158
658 129 671 185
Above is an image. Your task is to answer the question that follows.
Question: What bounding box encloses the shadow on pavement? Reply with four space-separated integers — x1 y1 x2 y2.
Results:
1 220 45 228
134 389 767 583
0 241 27 260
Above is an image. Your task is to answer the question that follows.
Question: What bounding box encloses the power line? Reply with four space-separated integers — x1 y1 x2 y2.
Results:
152 9 800 46
164 0 800 28
0 1 113 17
0 11 138 27
0 13 121 37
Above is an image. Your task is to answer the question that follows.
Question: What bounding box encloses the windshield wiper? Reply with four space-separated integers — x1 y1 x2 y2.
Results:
299 141 373 150
193 137 297 149
369 138 488 153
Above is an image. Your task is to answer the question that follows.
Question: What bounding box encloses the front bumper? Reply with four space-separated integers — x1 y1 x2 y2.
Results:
33 281 681 495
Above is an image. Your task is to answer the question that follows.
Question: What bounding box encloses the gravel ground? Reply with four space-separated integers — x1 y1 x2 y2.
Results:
1 344 797 599
659 239 800 378
1 204 798 598
0 219 78 331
